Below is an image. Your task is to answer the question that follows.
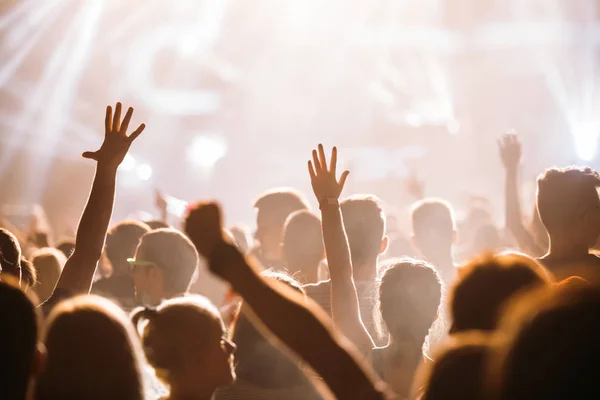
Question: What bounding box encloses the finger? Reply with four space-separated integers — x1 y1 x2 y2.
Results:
318 144 327 171
330 146 337 175
113 102 122 132
120 107 134 135
105 105 112 134
338 170 350 189
312 149 320 172
308 160 316 180
128 123 146 142
82 151 98 160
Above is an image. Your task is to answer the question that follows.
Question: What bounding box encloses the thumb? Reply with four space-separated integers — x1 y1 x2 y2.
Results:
82 151 99 160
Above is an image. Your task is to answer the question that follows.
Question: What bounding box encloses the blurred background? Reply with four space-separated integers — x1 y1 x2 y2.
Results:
1 0 600 234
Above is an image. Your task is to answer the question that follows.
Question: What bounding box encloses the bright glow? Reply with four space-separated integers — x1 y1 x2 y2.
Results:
120 154 136 171
446 119 460 135
136 164 153 181
187 135 227 168
572 121 600 161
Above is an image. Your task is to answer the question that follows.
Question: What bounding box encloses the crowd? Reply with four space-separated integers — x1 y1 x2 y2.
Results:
1 102 599 400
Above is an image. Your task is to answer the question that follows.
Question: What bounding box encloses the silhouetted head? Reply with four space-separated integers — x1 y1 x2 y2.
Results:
132 295 235 398
411 199 456 261
537 167 600 248
31 247 66 304
35 295 145 400
106 220 151 276
341 195 387 270
489 283 600 400
449 252 552 334
282 210 324 283
20 257 37 292
0 228 22 282
55 240 75 259
0 277 42 400
420 332 490 400
231 272 308 389
253 188 309 263
145 219 170 230
130 228 199 305
377 259 442 344
471 224 501 255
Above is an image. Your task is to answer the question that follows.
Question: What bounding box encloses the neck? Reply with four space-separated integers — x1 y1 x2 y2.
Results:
547 236 589 259
352 260 378 282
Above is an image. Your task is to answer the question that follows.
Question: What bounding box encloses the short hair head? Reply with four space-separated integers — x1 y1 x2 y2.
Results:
106 220 151 276
0 228 22 281
254 188 309 251
131 295 235 390
341 195 386 266
55 240 75 258
420 332 490 400
134 228 199 296
411 199 455 253
35 295 145 400
282 210 324 280
377 258 442 342
489 284 600 400
450 252 552 334
31 247 66 304
536 167 600 244
0 277 39 400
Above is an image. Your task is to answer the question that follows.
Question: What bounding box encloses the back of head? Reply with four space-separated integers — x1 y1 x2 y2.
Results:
254 189 309 248
377 259 442 342
450 252 552 334
536 166 600 238
411 199 455 256
55 240 75 259
232 272 307 388
421 333 489 400
340 195 386 267
489 284 600 400
106 220 151 276
282 210 324 280
135 228 199 296
36 295 144 400
0 277 38 400
0 228 22 281
131 295 233 389
32 247 66 304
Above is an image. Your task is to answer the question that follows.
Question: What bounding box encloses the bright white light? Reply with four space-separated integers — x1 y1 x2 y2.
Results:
446 119 460 135
187 135 227 168
573 128 599 161
120 154 136 171
136 164 153 181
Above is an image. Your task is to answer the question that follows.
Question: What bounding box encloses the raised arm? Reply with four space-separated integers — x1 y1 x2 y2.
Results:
309 144 375 352
55 103 145 294
185 202 388 400
499 133 544 256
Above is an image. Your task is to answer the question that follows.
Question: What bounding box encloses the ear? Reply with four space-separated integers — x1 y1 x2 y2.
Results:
31 342 47 377
379 235 389 254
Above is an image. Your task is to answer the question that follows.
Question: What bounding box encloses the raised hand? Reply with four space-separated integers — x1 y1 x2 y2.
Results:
499 132 522 171
184 201 228 262
82 102 146 169
308 144 350 205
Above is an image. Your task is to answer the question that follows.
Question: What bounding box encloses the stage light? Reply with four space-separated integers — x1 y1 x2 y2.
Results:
572 121 599 161
136 163 153 181
187 135 227 168
120 154 136 171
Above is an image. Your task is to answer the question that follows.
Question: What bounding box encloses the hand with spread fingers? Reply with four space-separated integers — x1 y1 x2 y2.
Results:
83 102 146 169
499 132 522 171
308 144 350 206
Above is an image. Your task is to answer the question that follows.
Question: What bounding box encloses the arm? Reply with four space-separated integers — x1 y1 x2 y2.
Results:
185 203 389 400
154 189 168 223
54 103 145 294
309 144 375 352
499 134 545 256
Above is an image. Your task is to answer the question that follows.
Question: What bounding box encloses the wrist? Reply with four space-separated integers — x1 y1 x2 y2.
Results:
319 197 340 210
209 241 244 282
